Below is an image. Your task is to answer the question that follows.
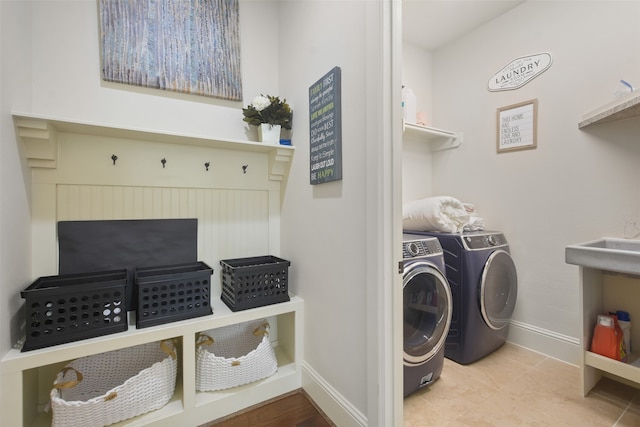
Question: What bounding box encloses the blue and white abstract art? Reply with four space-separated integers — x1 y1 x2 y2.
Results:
99 0 242 100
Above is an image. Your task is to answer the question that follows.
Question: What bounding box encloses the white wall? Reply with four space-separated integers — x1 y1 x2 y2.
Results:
430 0 640 363
402 43 435 204
402 42 432 124
402 42 438 203
0 0 34 359
29 0 278 141
278 2 391 424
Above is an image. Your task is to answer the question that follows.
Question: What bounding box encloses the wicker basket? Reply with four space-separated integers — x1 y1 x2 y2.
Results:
49 340 178 427
196 319 277 391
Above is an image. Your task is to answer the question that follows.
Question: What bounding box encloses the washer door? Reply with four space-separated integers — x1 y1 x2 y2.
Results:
403 262 452 366
480 249 518 330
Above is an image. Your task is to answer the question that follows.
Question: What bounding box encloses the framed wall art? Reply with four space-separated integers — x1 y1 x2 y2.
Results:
497 99 538 153
99 0 242 101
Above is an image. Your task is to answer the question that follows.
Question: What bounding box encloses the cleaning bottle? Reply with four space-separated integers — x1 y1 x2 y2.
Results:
401 85 417 124
617 310 631 355
610 312 628 362
591 314 620 360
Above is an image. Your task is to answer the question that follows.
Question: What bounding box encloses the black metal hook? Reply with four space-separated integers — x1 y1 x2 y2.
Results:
111 154 118 165
205 162 210 171
242 165 248 174
161 158 167 168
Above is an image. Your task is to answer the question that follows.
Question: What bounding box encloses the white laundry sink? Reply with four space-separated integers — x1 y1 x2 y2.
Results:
565 238 640 275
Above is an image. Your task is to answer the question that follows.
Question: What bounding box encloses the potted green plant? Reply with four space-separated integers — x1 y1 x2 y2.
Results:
242 95 293 144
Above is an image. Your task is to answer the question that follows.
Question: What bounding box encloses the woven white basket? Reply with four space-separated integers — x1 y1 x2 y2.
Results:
49 340 178 427
196 319 278 391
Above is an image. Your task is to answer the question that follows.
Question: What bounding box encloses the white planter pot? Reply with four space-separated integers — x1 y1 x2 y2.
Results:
258 124 281 144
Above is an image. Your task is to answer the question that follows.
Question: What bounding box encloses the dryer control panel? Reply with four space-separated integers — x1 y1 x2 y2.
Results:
402 236 443 259
462 232 508 250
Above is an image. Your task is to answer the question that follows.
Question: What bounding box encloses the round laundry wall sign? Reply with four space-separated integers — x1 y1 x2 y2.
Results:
488 52 552 92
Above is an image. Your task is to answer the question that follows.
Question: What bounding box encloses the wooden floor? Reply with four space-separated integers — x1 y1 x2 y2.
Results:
200 389 335 427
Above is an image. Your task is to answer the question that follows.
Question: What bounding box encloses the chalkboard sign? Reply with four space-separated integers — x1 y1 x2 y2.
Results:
309 67 342 184
58 218 198 310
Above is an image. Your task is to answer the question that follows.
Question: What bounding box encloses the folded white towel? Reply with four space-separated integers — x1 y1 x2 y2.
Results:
403 196 470 233
463 215 485 231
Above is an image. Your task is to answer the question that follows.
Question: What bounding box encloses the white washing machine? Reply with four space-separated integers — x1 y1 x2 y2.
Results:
402 234 453 397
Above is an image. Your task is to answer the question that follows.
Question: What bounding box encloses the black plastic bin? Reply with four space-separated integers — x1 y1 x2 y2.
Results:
21 269 128 352
220 256 290 311
135 261 213 328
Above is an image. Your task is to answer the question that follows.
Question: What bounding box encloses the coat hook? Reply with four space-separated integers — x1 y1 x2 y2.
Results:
111 154 118 165
242 165 248 174
161 158 167 168
205 162 210 171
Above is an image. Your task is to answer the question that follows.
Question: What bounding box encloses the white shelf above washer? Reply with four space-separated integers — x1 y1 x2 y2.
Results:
402 121 462 151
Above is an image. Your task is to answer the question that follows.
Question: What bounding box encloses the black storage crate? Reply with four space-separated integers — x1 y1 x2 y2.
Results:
135 262 213 328
220 256 290 312
21 269 128 352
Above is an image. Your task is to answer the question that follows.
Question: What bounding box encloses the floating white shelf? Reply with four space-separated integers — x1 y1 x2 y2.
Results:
402 121 462 151
578 92 640 128
12 112 294 182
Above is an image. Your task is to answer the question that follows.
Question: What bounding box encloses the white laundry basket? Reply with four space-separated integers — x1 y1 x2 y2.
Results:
49 340 178 427
196 319 278 391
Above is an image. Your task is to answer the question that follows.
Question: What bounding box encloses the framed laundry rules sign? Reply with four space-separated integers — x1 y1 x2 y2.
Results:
309 67 342 185
497 99 538 153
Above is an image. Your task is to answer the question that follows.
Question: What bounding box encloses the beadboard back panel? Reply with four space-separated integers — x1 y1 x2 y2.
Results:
54 185 270 296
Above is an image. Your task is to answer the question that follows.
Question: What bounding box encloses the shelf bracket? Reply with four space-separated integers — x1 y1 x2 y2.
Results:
269 148 294 181
431 132 463 152
14 116 58 169
402 121 462 152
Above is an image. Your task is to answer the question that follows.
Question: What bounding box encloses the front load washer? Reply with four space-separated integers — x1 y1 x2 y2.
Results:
407 230 518 364
402 234 453 397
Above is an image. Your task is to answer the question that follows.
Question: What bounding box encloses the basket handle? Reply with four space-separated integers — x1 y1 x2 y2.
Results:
53 367 83 390
196 333 214 348
160 339 178 360
253 322 270 337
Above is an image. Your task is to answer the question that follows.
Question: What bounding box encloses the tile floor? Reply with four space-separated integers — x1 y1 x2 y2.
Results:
404 343 640 426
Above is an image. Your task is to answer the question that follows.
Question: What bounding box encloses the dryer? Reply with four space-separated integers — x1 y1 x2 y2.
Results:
407 230 518 365
402 234 453 397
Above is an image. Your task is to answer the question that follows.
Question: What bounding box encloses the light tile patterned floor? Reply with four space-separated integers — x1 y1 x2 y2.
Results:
404 343 640 426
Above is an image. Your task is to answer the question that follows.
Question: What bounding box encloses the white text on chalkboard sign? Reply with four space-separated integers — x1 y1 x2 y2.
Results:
309 67 342 184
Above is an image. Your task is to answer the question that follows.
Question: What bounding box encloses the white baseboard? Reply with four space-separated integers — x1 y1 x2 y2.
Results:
508 319 581 366
301 361 367 427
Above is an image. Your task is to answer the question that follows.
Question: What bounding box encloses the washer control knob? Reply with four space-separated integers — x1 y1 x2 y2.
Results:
487 235 497 246
407 242 420 256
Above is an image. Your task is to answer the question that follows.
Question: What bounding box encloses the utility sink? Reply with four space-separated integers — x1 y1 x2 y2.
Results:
566 238 640 275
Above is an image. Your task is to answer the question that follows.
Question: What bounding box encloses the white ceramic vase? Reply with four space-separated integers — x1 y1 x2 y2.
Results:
258 123 281 144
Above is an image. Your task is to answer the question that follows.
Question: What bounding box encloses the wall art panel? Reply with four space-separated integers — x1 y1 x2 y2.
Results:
99 0 242 100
